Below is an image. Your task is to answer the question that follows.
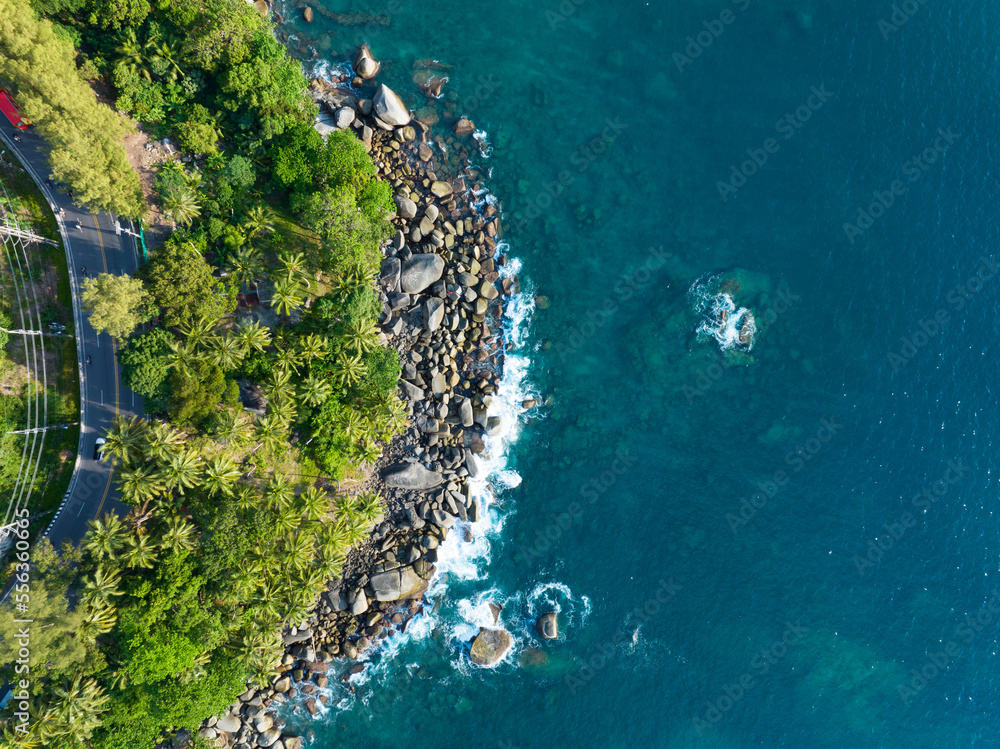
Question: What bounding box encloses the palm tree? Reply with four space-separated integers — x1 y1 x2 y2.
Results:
268 398 297 425
242 205 275 242
79 604 118 641
80 565 123 608
162 449 203 495
279 585 317 627
265 473 294 511
334 263 373 296
2 722 44 749
316 541 345 579
265 366 296 403
296 564 327 593
273 505 299 534
113 28 153 81
103 415 147 466
164 187 202 226
339 409 365 442
343 515 370 547
254 414 286 454
159 514 198 554
356 438 382 467
278 252 310 288
164 339 199 375
282 529 313 570
333 493 359 520
123 533 158 569
144 421 185 463
151 33 186 83
382 396 411 435
234 318 271 353
228 246 266 290
273 347 302 376
269 277 303 317
84 514 129 562
298 333 328 363
207 333 244 370
203 456 241 497
298 486 329 520
233 483 257 512
179 315 216 350
213 409 248 445
44 675 109 745
299 373 332 407
355 490 384 525
116 463 165 507
332 352 366 389
342 319 380 355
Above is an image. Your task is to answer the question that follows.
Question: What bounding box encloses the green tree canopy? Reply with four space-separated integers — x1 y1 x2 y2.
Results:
87 0 150 29
167 358 234 426
0 0 143 216
120 328 175 405
0 572 93 689
141 235 236 328
81 273 152 342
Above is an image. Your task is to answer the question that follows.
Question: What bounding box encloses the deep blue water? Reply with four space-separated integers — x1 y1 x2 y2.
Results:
277 0 1000 746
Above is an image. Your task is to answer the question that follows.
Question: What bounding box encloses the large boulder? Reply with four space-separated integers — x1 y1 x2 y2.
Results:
351 590 369 616
334 107 355 128
258 728 282 747
537 612 558 639
394 194 417 219
424 297 445 331
354 44 381 80
369 565 429 602
399 379 424 402
379 257 400 291
465 450 484 479
430 180 453 198
400 254 445 293
381 462 443 490
373 84 410 126
470 628 513 666
216 714 241 733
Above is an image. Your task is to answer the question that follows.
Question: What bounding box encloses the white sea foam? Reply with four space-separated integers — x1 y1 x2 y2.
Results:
689 274 756 352
473 129 493 158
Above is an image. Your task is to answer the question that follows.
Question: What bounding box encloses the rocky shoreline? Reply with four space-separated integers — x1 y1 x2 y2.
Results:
189 58 520 749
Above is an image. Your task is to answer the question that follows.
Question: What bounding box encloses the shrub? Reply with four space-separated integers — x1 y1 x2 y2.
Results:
120 328 175 405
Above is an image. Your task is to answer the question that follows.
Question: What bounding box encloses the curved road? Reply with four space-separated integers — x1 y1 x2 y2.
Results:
1 122 141 546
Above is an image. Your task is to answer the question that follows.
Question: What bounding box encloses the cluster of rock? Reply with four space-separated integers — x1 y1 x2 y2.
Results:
307 66 516 661
180 687 303 749
190 51 518 749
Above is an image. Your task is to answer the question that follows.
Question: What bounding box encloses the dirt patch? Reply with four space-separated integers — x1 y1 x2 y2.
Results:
122 124 175 250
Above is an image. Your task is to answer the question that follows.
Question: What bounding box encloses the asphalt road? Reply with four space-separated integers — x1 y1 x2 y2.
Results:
0 121 142 547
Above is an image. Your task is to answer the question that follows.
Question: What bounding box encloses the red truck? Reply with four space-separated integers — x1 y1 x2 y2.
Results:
0 89 29 130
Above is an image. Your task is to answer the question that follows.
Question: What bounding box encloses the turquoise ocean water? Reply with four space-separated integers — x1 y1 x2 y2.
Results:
276 0 1000 746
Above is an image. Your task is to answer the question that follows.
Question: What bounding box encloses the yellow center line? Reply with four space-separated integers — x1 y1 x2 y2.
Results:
90 213 119 519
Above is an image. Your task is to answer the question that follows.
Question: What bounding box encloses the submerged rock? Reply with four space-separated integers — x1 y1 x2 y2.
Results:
470 627 513 666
